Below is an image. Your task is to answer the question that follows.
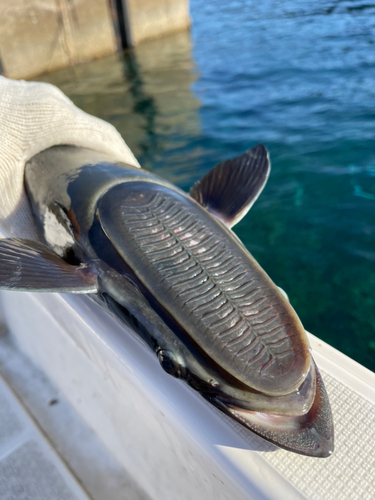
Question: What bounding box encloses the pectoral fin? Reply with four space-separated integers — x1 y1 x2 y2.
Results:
0 238 98 293
190 144 270 227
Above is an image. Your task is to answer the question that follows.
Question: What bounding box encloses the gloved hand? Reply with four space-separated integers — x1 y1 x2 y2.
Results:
0 76 139 239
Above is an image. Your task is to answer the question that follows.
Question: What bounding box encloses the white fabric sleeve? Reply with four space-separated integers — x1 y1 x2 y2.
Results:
0 76 140 240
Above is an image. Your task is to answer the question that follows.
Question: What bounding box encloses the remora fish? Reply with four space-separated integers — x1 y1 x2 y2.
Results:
0 144 333 457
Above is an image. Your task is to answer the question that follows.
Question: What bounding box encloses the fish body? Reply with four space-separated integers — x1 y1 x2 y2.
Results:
0 144 334 457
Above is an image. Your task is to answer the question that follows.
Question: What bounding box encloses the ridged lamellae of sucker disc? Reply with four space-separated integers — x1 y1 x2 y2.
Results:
98 181 309 395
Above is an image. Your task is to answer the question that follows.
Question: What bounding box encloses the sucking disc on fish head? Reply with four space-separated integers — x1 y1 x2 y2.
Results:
97 181 311 396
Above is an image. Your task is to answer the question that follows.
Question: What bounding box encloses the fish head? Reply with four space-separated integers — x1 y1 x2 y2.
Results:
156 339 333 457
96 179 334 458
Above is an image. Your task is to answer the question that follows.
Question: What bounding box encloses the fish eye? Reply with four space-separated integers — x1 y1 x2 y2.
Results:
157 350 181 378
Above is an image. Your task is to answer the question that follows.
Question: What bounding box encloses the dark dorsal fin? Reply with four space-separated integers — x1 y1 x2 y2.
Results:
0 238 98 293
189 144 270 227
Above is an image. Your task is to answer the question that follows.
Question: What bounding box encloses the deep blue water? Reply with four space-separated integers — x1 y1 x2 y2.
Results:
38 0 375 371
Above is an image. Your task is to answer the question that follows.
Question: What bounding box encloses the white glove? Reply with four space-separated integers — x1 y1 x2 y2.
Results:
0 76 139 239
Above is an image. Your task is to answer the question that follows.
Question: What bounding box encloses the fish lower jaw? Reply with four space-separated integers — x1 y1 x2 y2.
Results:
226 404 334 458
209 362 334 458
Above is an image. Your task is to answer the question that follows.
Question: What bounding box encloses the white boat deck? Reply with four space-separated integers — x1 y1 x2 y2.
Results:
0 331 148 500
0 365 89 500
258 345 375 500
0 290 374 500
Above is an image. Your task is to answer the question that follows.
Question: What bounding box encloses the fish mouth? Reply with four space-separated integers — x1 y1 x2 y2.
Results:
202 362 334 458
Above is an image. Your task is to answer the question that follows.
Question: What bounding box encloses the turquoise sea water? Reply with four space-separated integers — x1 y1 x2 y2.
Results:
38 0 375 371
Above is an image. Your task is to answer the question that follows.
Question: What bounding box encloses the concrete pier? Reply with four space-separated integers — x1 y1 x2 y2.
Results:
124 0 191 46
0 0 117 79
0 0 190 80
